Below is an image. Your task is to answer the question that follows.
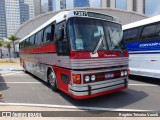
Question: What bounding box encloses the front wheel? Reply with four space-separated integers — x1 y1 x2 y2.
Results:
48 69 58 91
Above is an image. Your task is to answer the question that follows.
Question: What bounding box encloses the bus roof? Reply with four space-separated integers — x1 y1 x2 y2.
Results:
122 15 160 30
20 10 120 42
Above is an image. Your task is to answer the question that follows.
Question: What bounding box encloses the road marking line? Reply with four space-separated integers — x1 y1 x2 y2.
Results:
0 72 24 77
0 103 154 112
129 84 158 87
0 82 41 84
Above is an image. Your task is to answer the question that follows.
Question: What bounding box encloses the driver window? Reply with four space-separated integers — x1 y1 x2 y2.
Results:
55 22 69 55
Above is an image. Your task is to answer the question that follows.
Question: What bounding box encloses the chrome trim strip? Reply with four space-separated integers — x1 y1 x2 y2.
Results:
71 67 128 74
69 89 88 96
21 53 128 69
91 79 125 90
69 78 126 91
71 77 128 87
92 84 125 94
69 84 125 96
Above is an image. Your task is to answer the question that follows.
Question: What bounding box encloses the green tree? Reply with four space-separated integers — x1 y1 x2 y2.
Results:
8 35 19 58
3 42 12 62
0 41 3 58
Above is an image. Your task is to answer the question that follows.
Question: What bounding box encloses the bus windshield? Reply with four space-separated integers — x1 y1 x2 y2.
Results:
68 17 123 52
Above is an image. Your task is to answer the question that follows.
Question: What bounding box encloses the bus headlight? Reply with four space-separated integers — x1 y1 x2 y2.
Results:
121 71 124 76
85 76 90 82
91 75 96 81
124 71 128 76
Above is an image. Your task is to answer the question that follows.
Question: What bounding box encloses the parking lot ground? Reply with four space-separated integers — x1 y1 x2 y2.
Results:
0 70 160 112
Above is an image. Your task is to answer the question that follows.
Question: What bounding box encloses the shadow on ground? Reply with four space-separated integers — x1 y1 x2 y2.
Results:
129 75 160 85
0 73 9 91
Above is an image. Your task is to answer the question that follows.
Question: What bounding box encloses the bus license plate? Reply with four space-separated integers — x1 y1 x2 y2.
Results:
105 73 114 78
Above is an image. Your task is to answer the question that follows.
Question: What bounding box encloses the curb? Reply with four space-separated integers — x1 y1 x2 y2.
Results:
0 68 23 71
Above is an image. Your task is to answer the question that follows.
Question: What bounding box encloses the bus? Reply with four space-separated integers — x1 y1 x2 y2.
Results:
19 10 129 99
123 15 160 78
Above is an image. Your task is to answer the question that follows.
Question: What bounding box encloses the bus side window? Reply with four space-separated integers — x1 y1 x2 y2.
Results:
156 24 160 36
30 35 35 46
44 24 55 43
124 28 138 41
35 30 43 45
55 22 69 55
141 24 157 39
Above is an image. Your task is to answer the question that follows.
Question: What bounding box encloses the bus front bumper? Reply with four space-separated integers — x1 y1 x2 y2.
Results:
69 77 128 98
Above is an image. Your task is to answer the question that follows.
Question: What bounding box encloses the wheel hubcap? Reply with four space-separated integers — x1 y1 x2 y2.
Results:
48 71 56 87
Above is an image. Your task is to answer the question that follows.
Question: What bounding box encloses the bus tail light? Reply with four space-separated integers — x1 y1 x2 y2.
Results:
72 74 81 84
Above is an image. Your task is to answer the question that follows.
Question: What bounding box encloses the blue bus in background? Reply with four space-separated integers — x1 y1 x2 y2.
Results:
123 15 160 78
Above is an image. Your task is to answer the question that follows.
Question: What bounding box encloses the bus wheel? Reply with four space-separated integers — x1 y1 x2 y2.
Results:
48 69 57 91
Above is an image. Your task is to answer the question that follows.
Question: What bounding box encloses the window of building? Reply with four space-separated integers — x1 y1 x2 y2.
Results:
145 0 160 16
141 24 157 39
116 0 127 10
133 0 137 12
106 0 110 7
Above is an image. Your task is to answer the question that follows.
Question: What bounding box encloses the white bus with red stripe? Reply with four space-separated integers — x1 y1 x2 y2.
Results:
19 10 129 99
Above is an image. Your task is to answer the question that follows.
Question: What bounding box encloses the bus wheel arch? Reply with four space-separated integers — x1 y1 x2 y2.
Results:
47 67 58 91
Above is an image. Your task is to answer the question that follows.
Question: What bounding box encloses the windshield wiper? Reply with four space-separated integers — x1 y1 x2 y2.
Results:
92 35 104 54
108 32 123 53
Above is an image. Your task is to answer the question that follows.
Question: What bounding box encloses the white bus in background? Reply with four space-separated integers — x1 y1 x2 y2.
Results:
123 15 160 78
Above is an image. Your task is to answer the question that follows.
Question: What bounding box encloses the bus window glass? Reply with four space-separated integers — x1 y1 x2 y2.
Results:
124 28 138 41
68 18 108 51
55 22 69 55
54 22 64 42
30 35 35 46
141 24 157 39
21 41 24 48
25 38 29 47
104 22 123 50
35 30 43 45
44 25 54 42
156 23 160 36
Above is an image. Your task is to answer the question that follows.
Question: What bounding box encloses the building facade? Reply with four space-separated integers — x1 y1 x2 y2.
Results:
74 0 90 7
47 0 66 12
0 0 7 39
41 3 49 13
20 0 30 23
101 0 160 16
5 0 41 37
5 0 21 37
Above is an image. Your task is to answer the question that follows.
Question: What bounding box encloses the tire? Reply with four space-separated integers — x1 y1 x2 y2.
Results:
48 69 58 91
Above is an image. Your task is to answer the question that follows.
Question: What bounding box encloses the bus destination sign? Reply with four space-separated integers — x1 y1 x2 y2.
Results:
74 11 88 16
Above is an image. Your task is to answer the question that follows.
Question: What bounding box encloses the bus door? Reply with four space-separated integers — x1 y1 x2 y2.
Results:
54 21 71 92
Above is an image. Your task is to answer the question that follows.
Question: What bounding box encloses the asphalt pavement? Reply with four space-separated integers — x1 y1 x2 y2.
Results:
0 70 160 111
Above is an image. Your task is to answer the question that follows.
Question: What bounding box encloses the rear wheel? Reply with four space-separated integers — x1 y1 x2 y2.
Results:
48 69 57 91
